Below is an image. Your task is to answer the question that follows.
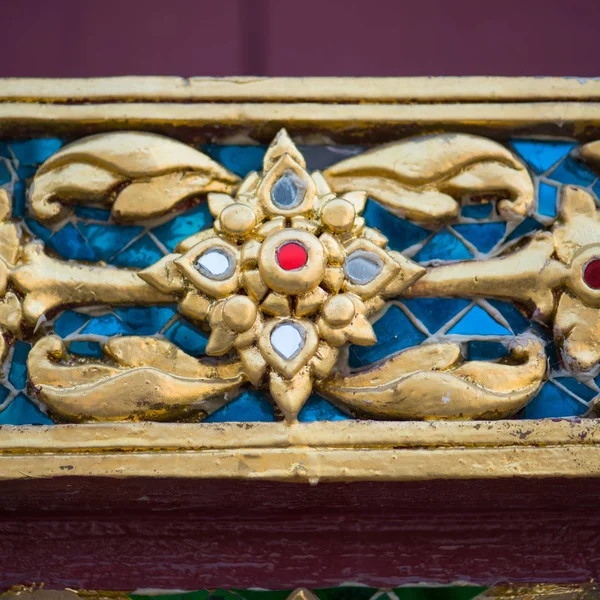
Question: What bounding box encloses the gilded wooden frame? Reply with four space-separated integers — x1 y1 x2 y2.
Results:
1 76 600 482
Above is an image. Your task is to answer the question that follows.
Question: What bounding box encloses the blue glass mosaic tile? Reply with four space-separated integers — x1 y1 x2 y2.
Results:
47 223 96 261
298 394 350 422
510 139 576 174
81 313 133 336
73 205 112 221
204 389 275 422
537 182 559 217
77 222 144 262
298 144 367 171
0 393 53 425
505 217 545 243
201 145 266 177
548 156 597 187
12 181 26 217
362 200 430 252
68 341 104 358
447 305 511 336
112 234 163 269
349 305 426 368
164 319 208 355
413 229 472 262
16 165 37 180
487 300 531 334
461 203 493 219
521 381 587 419
452 223 506 254
54 310 89 337
152 203 213 252
24 217 53 242
115 306 177 335
9 138 63 166
401 298 470 335
0 161 11 185
8 341 30 390
0 385 10 404
467 341 508 361
554 377 597 403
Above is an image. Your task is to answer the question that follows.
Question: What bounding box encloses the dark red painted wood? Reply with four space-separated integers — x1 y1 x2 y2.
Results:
1 477 599 590
1 0 600 77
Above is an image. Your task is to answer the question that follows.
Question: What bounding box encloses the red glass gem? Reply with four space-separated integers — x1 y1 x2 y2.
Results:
583 259 600 289
277 242 308 271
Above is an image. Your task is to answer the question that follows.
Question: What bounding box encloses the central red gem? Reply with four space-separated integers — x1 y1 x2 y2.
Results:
584 258 600 289
277 242 308 271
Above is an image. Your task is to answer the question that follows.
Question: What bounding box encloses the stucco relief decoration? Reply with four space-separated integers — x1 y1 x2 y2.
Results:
4 128 600 424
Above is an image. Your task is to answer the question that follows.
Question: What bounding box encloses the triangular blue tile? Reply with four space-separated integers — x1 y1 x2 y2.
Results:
298 394 350 422
362 200 430 252
414 229 472 262
537 182 559 217
112 234 163 269
448 305 511 336
548 156 597 186
461 203 493 219
510 139 576 174
521 381 587 418
452 223 506 254
0 393 53 425
505 217 545 243
204 389 275 422
349 304 426 368
152 203 213 252
487 299 531 334
402 297 470 334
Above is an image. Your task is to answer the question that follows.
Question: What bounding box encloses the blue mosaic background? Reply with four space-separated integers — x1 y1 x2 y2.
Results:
0 137 597 425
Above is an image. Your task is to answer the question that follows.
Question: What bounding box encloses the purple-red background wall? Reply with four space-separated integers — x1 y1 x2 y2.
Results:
2 0 600 77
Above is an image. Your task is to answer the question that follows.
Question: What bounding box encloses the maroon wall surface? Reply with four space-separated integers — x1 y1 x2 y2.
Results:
1 0 600 77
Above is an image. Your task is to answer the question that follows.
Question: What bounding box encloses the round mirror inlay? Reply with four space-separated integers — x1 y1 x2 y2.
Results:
276 241 308 271
194 248 236 280
271 170 307 209
270 321 306 360
345 250 383 285
584 258 600 289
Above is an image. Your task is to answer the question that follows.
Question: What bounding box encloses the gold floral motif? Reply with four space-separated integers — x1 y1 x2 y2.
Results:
0 128 578 423
137 129 426 421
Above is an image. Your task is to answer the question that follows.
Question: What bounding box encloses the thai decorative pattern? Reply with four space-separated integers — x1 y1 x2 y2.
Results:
1 130 600 424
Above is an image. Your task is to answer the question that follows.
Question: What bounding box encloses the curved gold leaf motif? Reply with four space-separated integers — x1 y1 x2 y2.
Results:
317 339 546 420
28 336 246 422
10 242 175 325
323 133 534 224
29 131 240 222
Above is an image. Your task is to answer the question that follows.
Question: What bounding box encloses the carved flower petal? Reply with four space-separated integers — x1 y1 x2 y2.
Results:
269 367 312 422
139 254 186 293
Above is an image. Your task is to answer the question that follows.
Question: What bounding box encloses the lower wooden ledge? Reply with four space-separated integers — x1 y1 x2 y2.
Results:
0 419 598 481
2 584 600 600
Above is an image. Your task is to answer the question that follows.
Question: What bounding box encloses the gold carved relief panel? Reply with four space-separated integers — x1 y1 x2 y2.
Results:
0 77 600 481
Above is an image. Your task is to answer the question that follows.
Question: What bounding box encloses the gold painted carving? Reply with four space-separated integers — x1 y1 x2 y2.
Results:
6 127 600 424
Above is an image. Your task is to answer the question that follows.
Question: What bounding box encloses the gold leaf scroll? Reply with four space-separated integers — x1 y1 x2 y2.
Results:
323 133 534 224
317 339 546 420
29 131 240 222
28 336 246 422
